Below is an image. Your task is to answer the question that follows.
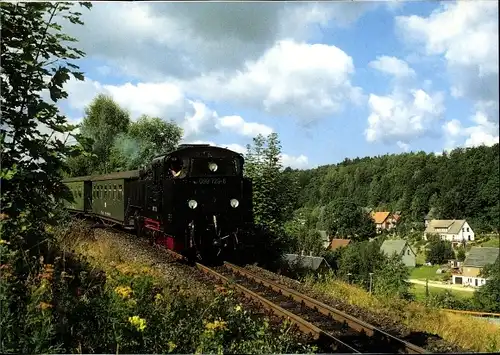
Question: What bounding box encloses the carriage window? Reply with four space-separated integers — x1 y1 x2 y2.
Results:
113 185 117 200
118 185 123 200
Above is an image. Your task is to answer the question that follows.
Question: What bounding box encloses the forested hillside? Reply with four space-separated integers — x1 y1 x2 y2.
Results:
285 144 499 234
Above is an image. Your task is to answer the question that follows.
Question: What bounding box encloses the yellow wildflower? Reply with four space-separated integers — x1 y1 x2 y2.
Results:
234 305 242 312
167 341 177 352
128 315 147 332
154 293 163 303
39 302 52 310
127 299 137 307
0 238 10 245
114 286 133 299
205 319 227 331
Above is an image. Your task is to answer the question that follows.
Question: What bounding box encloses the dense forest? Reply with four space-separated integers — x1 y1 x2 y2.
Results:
284 144 499 234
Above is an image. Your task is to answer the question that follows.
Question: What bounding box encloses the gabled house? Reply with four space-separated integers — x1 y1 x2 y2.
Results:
283 254 332 274
423 219 475 246
452 247 499 287
380 239 416 267
371 211 398 232
330 238 351 251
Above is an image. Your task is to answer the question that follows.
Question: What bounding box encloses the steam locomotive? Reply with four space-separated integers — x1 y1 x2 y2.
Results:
63 144 254 262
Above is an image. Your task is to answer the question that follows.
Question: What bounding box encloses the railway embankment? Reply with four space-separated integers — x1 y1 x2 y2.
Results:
244 265 499 353
45 221 499 353
52 221 314 354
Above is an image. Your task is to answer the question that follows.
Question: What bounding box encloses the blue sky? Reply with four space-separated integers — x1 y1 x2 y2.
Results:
59 1 498 169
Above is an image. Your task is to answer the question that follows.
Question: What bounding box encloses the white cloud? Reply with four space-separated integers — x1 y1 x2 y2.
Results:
179 40 363 124
443 111 499 150
280 153 309 169
365 88 445 144
183 140 247 155
396 141 410 152
369 56 416 78
65 2 378 81
63 77 273 141
396 2 498 123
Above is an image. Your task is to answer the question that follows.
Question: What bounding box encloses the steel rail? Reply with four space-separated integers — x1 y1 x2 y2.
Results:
224 262 428 354
195 262 360 353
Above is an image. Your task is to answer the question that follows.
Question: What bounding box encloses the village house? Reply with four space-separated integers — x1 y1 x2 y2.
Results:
380 239 416 267
452 247 499 287
330 238 351 251
283 254 332 274
371 211 399 233
423 219 475 246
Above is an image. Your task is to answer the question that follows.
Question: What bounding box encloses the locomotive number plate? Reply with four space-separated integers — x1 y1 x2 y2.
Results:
199 178 226 184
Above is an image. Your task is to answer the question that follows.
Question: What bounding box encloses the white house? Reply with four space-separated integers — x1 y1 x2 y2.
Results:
423 219 475 246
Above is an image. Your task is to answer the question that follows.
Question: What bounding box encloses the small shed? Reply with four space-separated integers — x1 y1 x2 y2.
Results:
380 239 416 267
283 254 332 274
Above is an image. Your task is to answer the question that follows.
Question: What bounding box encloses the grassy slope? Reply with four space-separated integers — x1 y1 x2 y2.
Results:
307 278 499 352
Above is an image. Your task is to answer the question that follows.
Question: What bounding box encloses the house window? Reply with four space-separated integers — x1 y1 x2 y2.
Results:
462 228 464 232
467 227 470 232
407 249 410 255
468 235 471 241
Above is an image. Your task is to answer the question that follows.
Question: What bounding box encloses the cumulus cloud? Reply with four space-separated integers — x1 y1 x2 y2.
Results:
396 2 498 120
64 2 379 81
365 88 445 144
280 153 309 169
179 40 363 124
443 111 499 151
369 56 416 78
63 77 273 141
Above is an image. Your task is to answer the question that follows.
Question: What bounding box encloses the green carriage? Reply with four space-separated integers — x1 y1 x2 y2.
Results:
91 170 139 225
62 176 92 213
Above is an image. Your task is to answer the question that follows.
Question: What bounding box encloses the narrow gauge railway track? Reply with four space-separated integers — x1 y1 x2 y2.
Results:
196 261 428 354
87 224 427 354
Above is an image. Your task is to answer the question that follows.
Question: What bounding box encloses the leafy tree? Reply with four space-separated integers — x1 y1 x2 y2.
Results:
244 133 291 234
472 258 500 312
373 254 411 299
426 238 455 265
456 247 466 262
1 1 91 244
321 198 376 242
336 240 385 287
78 94 130 173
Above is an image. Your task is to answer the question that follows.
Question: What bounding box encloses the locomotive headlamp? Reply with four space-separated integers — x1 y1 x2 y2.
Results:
188 199 198 209
208 162 218 172
230 198 239 208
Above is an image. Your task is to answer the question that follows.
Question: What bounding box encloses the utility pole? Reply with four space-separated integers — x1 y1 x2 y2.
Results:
425 278 429 299
369 272 374 294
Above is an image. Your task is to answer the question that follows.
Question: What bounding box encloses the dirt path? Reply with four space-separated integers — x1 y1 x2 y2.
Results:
409 279 475 292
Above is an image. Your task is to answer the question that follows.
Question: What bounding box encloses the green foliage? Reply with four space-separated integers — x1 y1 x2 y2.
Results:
244 133 294 234
285 145 499 233
456 247 466 262
1 1 91 239
321 198 376 242
373 254 412 299
336 240 385 286
425 238 455 265
472 258 500 312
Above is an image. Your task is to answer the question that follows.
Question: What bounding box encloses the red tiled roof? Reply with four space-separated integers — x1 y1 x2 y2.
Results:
371 211 390 224
330 239 351 250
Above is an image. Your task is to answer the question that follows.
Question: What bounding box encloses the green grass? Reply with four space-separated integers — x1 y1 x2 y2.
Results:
410 284 473 301
478 236 500 248
410 265 440 280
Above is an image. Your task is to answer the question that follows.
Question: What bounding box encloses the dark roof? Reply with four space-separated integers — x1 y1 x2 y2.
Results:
463 247 499 268
171 144 243 158
283 254 331 271
90 170 139 181
63 175 93 182
380 239 415 257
